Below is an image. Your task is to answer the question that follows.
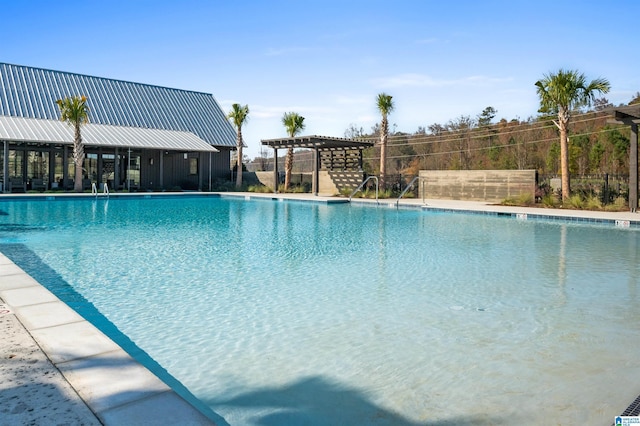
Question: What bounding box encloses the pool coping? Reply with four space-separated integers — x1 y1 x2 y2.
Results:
1 191 638 424
0 253 217 425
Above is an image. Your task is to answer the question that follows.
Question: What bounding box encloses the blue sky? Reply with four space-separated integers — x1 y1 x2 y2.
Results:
4 0 640 158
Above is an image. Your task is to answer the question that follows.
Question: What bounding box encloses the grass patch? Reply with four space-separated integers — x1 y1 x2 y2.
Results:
567 194 585 209
604 196 628 211
585 195 602 210
247 184 272 193
541 193 559 208
502 192 534 207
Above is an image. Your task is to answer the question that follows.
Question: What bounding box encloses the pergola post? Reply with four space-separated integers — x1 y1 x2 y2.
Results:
273 148 278 193
313 147 320 196
631 123 638 212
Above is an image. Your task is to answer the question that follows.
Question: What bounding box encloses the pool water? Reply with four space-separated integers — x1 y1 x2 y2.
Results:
1 196 639 425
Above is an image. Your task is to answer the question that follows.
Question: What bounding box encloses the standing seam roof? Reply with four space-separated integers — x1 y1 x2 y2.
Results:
0 116 219 152
0 63 236 148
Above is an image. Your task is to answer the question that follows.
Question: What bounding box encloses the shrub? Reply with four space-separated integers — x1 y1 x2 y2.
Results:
568 194 584 209
501 196 519 206
542 192 559 208
339 187 353 197
378 188 394 199
605 196 628 211
585 195 602 210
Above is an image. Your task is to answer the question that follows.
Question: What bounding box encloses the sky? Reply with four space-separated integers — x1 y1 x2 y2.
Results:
3 0 640 159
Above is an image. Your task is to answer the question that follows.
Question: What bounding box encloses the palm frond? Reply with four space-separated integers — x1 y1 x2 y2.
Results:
282 112 306 137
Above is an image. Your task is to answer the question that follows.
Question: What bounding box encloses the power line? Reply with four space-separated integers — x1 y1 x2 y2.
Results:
364 126 624 161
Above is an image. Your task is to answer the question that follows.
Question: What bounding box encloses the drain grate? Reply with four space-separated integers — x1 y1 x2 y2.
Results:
621 394 640 417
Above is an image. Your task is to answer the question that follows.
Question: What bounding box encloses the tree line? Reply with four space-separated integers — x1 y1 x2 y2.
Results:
356 107 631 178
241 70 638 199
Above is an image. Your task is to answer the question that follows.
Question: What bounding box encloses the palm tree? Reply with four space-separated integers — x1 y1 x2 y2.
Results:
376 93 394 189
227 103 250 188
535 69 610 201
281 112 305 191
56 96 89 192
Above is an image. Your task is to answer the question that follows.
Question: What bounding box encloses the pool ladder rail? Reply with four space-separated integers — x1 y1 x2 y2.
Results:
349 176 379 204
396 176 425 208
91 182 110 198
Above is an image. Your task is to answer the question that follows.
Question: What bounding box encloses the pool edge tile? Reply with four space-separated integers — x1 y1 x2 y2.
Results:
98 390 214 426
57 348 171 414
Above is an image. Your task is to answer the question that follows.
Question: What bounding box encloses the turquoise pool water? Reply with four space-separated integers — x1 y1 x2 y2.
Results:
1 196 639 425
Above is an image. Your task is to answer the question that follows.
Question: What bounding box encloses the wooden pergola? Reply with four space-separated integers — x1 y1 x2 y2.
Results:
607 105 640 212
261 135 374 195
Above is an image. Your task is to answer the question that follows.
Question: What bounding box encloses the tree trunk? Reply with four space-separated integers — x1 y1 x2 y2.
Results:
73 126 84 193
558 110 570 201
235 129 243 188
284 147 294 191
379 117 388 190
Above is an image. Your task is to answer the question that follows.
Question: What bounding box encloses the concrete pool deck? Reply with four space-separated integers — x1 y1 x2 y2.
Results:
1 192 639 425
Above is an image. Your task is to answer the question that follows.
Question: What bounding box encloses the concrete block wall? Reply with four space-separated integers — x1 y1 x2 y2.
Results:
419 170 536 202
322 171 365 195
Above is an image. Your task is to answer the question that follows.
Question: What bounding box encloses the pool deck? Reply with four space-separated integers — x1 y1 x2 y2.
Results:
1 192 638 425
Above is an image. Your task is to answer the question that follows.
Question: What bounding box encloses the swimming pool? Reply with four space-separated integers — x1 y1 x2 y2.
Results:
1 196 638 425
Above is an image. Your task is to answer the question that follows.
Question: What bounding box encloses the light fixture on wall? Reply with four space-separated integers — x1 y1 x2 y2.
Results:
149 158 154 165
183 153 188 160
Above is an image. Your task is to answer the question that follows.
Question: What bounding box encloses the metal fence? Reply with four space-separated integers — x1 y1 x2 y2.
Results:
538 174 629 204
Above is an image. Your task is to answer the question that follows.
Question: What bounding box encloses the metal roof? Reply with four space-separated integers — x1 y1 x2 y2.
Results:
261 135 374 150
0 63 236 148
0 116 219 152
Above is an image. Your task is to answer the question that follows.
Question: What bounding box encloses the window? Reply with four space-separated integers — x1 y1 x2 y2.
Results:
189 157 198 175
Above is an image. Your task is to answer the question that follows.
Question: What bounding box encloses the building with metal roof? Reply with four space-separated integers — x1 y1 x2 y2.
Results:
0 63 236 192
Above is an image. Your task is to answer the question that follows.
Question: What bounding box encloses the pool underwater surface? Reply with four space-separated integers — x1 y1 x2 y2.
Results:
1 196 639 425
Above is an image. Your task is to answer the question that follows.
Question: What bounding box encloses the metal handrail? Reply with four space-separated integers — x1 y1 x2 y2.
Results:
349 176 379 204
92 182 110 198
395 176 420 207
